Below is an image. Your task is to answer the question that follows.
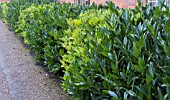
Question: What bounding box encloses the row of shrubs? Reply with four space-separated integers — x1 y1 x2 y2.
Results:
0 0 170 99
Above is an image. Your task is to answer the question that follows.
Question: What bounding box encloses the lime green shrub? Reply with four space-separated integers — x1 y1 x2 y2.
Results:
0 2 8 23
1 0 101 74
61 9 113 99
0 2 2 18
16 3 87 73
4 0 56 30
61 2 170 99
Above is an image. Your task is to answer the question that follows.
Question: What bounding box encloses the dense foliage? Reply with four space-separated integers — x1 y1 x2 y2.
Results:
0 2 8 23
0 2 2 18
16 3 88 73
0 0 170 99
2 0 56 29
61 1 170 99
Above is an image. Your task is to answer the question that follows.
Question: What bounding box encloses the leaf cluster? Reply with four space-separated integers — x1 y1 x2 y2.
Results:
62 1 170 99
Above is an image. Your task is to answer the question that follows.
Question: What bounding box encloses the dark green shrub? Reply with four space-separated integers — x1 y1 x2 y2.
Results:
16 3 88 73
0 2 2 18
61 2 170 99
4 0 56 30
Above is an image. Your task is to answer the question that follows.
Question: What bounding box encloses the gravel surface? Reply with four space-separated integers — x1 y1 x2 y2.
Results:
0 20 69 100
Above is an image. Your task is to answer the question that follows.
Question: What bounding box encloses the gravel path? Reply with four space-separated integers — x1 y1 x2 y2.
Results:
0 20 69 100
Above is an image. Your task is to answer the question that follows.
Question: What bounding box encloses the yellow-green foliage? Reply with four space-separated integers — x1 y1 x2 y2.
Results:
16 4 40 44
62 10 110 66
16 3 85 73
61 9 111 99
62 2 170 99
1 3 8 23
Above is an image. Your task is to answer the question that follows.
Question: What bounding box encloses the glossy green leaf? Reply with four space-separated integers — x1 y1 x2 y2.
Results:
165 21 169 34
162 84 170 87
123 92 128 100
157 87 163 100
138 57 145 67
134 65 143 73
126 90 136 97
154 6 160 17
164 44 170 57
123 36 127 46
148 25 156 37
146 74 152 84
108 91 118 99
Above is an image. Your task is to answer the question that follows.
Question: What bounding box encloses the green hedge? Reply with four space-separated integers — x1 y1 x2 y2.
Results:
16 3 89 73
61 9 112 99
0 2 2 18
1 0 99 73
0 2 8 23
0 3 2 18
3 0 56 30
0 0 170 99
61 2 170 100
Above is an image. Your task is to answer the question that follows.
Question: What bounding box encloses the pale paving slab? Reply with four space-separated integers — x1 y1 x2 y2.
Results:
0 65 11 100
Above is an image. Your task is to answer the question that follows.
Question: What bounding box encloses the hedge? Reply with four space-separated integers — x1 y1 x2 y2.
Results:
3 0 57 30
61 1 170 99
0 2 8 23
15 3 89 73
0 0 170 99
